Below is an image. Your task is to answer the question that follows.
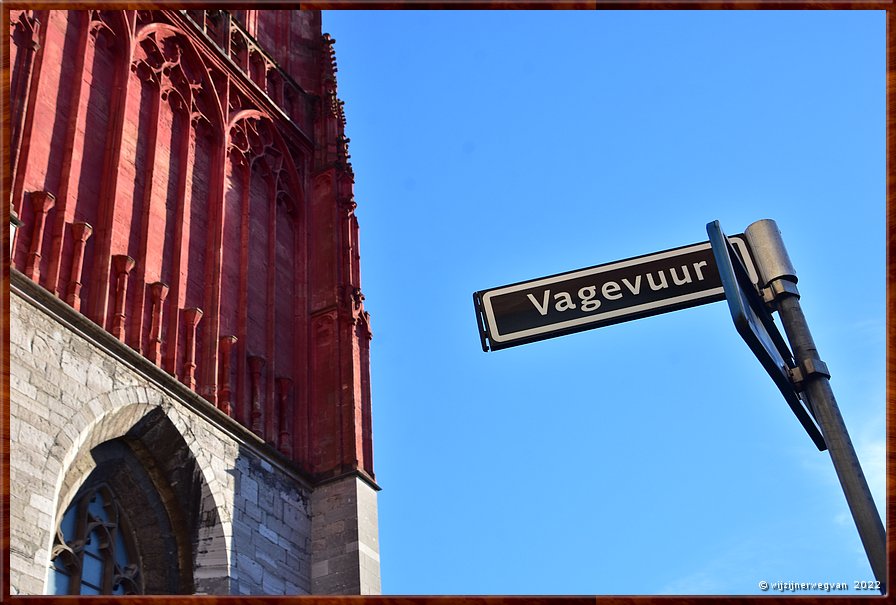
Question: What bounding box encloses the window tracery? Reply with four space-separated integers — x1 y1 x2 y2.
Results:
49 485 142 595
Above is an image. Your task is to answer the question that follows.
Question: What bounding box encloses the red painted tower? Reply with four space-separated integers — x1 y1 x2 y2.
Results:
9 9 374 485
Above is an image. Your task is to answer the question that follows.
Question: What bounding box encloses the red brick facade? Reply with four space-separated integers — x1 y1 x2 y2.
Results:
9 9 374 484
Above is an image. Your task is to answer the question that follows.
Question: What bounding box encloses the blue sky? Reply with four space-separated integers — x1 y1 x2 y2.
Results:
322 10 885 595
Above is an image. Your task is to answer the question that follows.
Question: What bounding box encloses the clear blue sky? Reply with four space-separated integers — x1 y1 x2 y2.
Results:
322 10 885 596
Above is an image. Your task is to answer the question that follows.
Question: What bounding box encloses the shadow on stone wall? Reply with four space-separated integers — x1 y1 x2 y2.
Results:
229 442 313 595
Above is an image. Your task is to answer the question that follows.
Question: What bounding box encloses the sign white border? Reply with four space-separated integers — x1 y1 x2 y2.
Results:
480 237 758 345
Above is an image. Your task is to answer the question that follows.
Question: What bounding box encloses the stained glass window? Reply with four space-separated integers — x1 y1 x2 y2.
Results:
49 485 142 595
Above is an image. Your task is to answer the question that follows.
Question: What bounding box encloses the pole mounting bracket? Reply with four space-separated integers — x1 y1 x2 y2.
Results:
761 279 800 306
789 357 831 389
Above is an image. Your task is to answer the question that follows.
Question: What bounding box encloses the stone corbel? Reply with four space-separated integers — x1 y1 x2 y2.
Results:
24 191 56 280
65 222 93 311
217 335 238 416
147 282 169 364
110 255 136 340
182 307 203 389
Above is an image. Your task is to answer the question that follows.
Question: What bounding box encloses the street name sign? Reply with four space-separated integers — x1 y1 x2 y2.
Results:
707 220 826 451
474 236 759 352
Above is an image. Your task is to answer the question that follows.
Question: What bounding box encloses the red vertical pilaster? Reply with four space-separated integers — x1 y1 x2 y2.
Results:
162 113 197 377
248 355 266 437
236 157 251 427
126 70 162 353
10 10 53 223
338 192 364 474
86 18 134 331
293 153 311 470
10 11 42 209
42 14 90 298
197 126 228 406
265 178 277 443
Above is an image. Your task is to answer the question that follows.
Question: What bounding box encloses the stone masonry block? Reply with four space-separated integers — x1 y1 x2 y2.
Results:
236 553 264 586
258 523 279 546
254 542 286 570
28 493 56 517
262 572 285 595
86 362 114 393
241 475 259 505
11 370 39 401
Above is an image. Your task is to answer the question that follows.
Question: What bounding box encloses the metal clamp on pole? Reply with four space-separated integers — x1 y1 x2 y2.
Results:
744 219 886 593
760 279 800 305
789 358 831 390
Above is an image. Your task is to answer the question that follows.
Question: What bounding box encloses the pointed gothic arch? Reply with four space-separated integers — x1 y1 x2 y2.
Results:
47 402 230 595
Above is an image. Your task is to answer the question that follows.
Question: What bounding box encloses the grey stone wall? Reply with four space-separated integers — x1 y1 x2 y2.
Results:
9 272 316 595
311 474 381 595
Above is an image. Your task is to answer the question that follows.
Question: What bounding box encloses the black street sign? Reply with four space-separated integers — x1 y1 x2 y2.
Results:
707 220 826 451
474 236 759 352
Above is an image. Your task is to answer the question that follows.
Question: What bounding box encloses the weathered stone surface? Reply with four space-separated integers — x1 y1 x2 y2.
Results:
9 288 315 595
310 475 381 595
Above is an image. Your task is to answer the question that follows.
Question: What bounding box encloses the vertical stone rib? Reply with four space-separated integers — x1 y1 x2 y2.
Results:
248 355 266 437
10 12 42 212
294 155 310 468
43 13 90 296
10 10 52 221
127 71 162 353
198 126 227 406
265 177 277 442
162 113 197 376
236 157 251 426
87 17 134 330
340 192 363 473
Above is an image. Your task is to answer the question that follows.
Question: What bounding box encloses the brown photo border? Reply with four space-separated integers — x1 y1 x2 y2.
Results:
1 1 892 603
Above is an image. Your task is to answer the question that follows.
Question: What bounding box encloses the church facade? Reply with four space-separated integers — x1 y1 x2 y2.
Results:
7 9 380 595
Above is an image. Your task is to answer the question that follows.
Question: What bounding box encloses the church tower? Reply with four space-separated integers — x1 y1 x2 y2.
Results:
7 9 379 595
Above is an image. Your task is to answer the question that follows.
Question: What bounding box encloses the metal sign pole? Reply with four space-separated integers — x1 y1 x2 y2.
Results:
744 219 886 593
